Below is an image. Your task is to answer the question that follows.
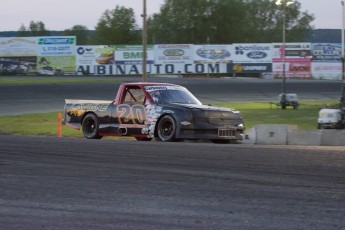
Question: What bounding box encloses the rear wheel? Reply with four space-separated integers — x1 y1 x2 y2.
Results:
157 115 177 142
82 113 103 139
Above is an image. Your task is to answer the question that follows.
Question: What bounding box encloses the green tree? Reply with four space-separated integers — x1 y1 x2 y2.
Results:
17 21 50 36
148 0 314 44
17 24 29 37
95 5 140 45
148 0 248 44
148 0 212 44
64 25 89 45
244 0 315 42
207 0 248 43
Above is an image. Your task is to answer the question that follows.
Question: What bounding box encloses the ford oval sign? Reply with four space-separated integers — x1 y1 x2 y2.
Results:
247 51 267 59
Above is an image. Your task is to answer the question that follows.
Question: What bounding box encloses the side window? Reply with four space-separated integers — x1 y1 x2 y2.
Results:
124 87 146 104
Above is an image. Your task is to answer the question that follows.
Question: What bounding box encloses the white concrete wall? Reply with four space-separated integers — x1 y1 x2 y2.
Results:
288 130 322 146
244 124 345 146
320 130 345 146
254 124 298 145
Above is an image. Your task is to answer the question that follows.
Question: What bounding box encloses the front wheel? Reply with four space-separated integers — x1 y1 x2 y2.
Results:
82 113 103 139
157 115 177 142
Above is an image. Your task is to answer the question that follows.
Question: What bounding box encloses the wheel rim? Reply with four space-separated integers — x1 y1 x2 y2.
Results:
85 118 96 135
160 119 174 138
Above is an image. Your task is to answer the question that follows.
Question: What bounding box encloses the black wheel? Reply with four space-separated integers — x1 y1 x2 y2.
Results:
82 113 103 139
157 115 177 142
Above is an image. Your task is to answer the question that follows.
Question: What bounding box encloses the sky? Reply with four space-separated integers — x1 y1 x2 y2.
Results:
0 0 342 31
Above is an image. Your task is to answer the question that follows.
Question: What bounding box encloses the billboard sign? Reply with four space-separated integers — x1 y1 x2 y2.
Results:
311 43 342 62
311 62 342 80
37 36 76 75
154 44 193 64
115 45 154 65
233 43 272 63
193 45 233 63
0 37 37 57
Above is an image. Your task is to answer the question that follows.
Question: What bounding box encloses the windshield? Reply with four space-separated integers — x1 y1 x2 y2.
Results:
145 85 202 105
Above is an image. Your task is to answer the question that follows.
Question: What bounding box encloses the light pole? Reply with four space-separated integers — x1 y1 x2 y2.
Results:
142 0 148 82
275 0 293 107
341 0 345 108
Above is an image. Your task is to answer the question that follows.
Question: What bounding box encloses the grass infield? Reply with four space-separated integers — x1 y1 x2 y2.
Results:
0 100 338 138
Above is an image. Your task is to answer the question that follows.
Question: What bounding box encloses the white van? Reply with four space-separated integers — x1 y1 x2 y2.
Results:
317 109 343 129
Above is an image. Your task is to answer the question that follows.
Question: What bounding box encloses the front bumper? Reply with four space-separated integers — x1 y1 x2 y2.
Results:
179 127 244 140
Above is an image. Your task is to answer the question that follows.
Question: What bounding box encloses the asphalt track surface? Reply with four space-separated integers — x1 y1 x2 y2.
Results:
0 76 342 116
1 135 345 230
1 76 345 229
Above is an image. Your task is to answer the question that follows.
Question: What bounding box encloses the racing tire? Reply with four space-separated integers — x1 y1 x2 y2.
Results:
82 113 103 139
157 114 177 142
317 123 322 129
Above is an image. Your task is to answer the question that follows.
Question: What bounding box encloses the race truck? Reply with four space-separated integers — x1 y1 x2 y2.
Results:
63 82 244 143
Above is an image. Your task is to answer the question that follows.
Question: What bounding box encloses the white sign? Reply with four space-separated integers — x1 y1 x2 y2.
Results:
272 42 311 61
154 44 193 64
311 62 342 80
115 45 154 65
0 37 37 56
37 37 76 56
193 45 233 63
233 43 272 63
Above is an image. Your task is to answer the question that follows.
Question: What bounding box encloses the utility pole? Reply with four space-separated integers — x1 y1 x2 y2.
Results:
142 0 148 82
275 0 293 109
341 0 345 109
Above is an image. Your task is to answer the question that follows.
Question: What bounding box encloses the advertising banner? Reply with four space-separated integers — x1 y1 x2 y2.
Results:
0 37 37 57
272 43 312 78
76 46 98 66
115 45 154 65
76 45 115 66
0 37 38 75
76 44 228 75
76 63 228 75
37 36 76 75
273 42 312 61
229 63 272 73
37 37 75 56
233 43 272 63
273 59 311 78
311 43 342 62
0 56 37 75
154 44 193 64
311 62 342 80
193 45 233 63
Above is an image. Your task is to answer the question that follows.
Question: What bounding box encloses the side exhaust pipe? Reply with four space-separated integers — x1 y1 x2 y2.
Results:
118 127 128 136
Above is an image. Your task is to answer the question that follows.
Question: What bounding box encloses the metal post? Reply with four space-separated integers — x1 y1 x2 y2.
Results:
282 2 286 96
142 0 148 82
341 0 345 110
275 0 292 109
